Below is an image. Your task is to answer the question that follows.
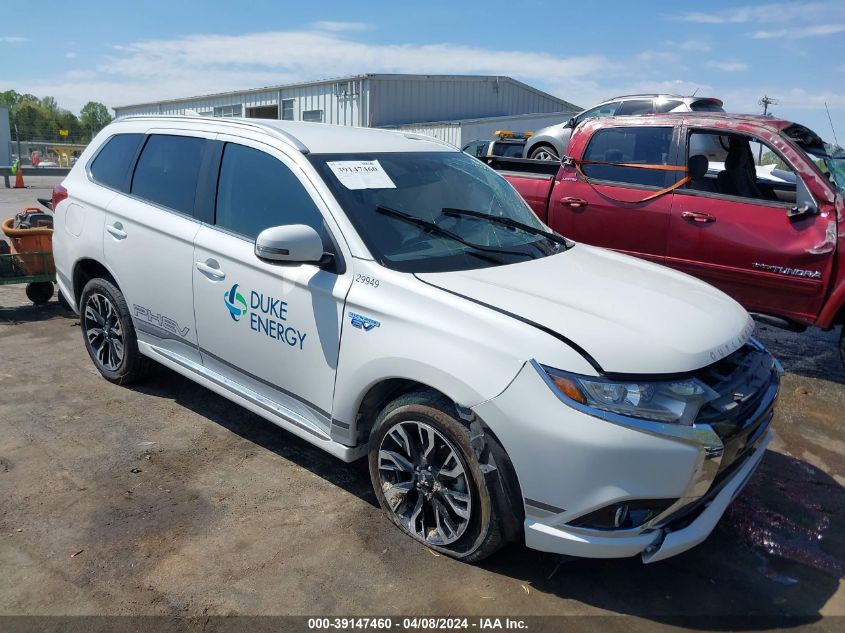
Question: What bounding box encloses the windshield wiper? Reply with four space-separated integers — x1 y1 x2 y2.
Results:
375 205 534 259
442 207 570 248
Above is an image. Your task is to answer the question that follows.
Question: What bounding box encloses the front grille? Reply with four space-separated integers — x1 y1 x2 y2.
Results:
695 343 778 474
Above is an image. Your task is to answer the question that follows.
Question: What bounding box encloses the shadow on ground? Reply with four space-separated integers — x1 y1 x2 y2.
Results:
129 365 844 627
0 296 74 325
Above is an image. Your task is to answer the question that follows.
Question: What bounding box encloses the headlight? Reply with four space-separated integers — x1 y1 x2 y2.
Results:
541 365 719 426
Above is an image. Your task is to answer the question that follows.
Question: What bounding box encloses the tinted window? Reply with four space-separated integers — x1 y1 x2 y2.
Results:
616 99 654 116
131 135 207 214
216 143 325 240
582 127 674 187
462 141 487 157
654 99 684 113
491 142 525 158
89 134 144 191
575 101 621 125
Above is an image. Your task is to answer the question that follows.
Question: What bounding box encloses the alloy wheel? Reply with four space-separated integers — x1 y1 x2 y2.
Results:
84 293 124 371
377 420 472 546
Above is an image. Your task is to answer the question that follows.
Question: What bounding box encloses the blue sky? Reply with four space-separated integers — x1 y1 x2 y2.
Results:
3 0 844 140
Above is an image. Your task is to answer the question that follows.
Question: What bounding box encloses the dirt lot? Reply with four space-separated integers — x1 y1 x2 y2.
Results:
1 179 843 629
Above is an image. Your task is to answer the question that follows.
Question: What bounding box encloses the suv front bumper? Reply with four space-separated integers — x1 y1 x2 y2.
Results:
472 356 777 562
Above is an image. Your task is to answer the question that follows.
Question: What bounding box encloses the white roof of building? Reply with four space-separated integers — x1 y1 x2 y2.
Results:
118 115 457 154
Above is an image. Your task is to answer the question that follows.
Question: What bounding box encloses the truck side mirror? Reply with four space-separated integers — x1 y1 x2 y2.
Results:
786 178 818 220
255 224 327 265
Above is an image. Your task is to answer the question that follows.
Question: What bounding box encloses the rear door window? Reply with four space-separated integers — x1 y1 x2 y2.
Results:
215 143 325 240
616 99 655 116
89 133 145 192
582 126 674 187
131 135 208 215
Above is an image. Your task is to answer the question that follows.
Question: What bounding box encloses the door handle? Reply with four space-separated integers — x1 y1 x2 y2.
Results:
561 197 589 209
195 260 226 280
106 223 127 239
682 211 717 224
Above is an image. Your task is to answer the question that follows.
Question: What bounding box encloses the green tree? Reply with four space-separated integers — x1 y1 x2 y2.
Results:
79 101 112 138
41 96 58 112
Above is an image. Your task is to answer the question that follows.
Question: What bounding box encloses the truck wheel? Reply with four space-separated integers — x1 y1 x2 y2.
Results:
79 277 150 384
529 144 560 161
25 281 54 305
368 390 509 562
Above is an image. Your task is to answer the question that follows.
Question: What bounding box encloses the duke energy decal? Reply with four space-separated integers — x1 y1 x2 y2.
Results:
224 283 307 349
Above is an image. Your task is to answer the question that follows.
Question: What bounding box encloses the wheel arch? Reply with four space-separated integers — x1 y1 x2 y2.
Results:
357 377 525 543
72 257 118 305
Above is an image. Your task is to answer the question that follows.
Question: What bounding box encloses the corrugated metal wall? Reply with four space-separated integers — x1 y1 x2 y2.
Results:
392 111 578 148
115 80 367 126
113 75 577 132
368 76 573 127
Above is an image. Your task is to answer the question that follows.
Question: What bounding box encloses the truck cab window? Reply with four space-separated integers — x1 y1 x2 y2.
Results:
215 143 326 240
582 126 673 187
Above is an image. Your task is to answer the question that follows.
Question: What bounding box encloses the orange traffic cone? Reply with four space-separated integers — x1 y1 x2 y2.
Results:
13 166 25 189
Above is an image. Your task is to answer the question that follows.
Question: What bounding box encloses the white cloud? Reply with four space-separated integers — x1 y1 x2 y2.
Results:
679 39 711 52
752 23 845 39
3 29 614 113
677 2 827 24
65 52 77 59
0 36 28 43
706 60 749 72
310 21 372 32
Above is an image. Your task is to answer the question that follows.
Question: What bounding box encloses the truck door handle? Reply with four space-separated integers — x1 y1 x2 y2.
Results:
561 197 589 209
106 223 127 239
195 260 226 280
682 211 716 224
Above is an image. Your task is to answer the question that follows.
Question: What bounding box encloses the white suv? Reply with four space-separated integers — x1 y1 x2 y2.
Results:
53 116 779 562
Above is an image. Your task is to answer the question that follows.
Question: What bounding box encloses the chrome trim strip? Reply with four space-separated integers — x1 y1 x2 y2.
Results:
198 345 332 420
149 345 331 441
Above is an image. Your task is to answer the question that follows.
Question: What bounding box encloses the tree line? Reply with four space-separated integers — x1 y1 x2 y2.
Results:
1 91 113 144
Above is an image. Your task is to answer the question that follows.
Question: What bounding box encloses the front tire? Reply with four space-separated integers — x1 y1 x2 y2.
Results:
79 277 150 384
368 390 509 562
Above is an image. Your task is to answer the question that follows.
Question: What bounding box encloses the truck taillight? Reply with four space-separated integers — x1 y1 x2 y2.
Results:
51 184 68 210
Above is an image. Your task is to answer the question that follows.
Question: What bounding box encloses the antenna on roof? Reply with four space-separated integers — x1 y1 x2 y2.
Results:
691 87 699 97
825 101 840 147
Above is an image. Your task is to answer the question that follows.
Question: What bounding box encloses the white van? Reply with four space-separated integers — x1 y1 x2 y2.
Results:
52 116 780 562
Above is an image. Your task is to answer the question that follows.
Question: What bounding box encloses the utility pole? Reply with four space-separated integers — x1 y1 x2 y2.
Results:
757 95 778 164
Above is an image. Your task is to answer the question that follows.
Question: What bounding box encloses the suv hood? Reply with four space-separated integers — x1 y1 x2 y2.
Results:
416 244 754 375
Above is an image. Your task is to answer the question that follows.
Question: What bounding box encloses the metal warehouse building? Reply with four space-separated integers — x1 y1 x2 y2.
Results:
113 74 579 146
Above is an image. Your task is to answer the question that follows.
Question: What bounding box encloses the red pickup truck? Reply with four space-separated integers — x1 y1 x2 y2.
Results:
488 113 845 358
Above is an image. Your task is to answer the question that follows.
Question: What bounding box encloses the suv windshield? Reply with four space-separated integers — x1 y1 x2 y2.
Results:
309 151 566 273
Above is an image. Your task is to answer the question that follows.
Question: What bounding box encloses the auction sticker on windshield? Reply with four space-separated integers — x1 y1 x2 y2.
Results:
327 160 396 190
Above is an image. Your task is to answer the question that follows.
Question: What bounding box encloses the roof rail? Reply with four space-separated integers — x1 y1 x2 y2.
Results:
115 114 311 153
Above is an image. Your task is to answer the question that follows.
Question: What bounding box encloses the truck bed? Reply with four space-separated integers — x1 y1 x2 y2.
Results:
482 156 559 221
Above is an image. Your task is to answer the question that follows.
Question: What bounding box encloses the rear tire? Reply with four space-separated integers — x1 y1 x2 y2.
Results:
79 277 150 384
368 390 511 562
529 144 560 161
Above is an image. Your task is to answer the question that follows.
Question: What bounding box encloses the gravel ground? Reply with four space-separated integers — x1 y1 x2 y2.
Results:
0 179 843 629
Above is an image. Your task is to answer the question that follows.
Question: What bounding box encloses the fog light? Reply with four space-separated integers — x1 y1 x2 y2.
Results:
569 499 677 531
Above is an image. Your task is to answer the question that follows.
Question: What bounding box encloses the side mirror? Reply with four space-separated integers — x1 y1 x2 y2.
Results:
255 224 326 265
566 117 576 128
787 178 818 220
